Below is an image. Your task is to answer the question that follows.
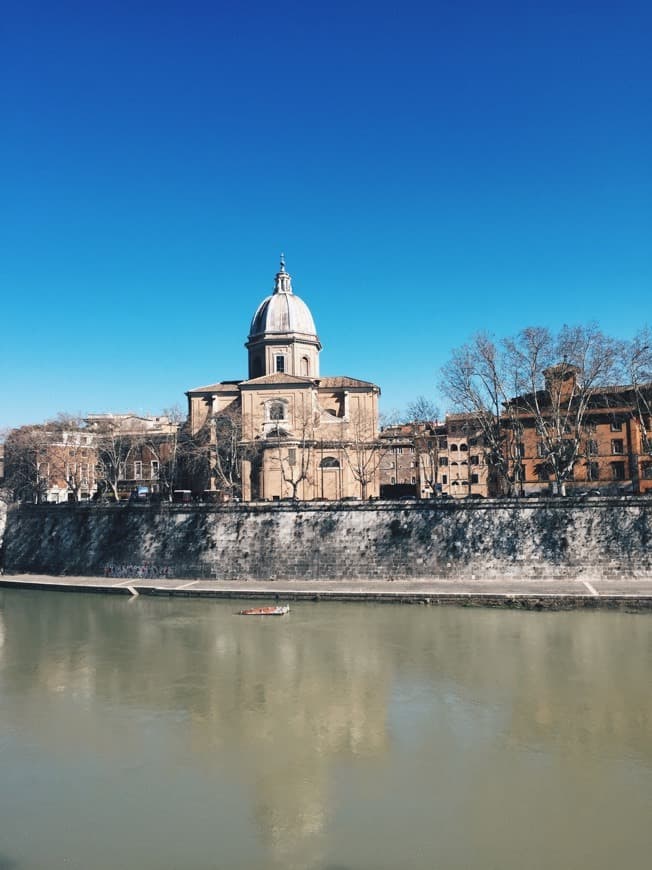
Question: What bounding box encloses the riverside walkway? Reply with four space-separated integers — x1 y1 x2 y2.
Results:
2 573 652 609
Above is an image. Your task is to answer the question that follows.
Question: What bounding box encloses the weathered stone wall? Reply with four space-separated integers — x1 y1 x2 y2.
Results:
3 497 652 581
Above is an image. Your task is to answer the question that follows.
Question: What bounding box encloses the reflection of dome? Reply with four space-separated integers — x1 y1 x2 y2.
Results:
248 257 319 343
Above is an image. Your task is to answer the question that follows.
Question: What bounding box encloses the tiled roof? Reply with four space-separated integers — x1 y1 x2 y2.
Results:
446 412 478 422
186 380 242 394
317 376 379 389
505 381 652 408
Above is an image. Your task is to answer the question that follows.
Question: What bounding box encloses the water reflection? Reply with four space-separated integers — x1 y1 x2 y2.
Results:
0 591 651 869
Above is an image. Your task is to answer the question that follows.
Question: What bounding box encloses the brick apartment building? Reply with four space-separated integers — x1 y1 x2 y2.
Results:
508 379 652 496
380 369 652 498
3 414 180 503
380 417 489 499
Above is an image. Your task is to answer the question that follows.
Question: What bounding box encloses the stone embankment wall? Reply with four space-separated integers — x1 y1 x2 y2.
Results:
2 497 652 581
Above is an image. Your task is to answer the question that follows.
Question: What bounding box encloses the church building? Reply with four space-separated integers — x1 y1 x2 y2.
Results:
186 258 381 501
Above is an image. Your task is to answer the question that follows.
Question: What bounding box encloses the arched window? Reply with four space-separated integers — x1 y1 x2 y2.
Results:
301 356 310 377
459 443 468 452
450 443 459 452
320 456 340 468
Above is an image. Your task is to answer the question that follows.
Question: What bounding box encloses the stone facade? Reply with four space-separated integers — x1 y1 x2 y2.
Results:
187 259 381 500
4 498 652 581
380 416 490 499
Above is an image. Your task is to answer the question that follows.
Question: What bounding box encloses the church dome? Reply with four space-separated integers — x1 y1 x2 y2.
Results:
248 257 319 342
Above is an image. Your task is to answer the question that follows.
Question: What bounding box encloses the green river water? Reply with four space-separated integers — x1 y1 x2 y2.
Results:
0 588 650 869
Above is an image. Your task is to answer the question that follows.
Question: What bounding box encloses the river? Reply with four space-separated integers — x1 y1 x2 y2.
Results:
0 589 650 869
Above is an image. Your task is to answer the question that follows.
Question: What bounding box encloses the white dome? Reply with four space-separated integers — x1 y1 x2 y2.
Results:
247 260 319 342
249 292 317 339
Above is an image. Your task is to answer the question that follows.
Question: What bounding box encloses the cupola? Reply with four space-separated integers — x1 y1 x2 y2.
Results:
246 256 321 379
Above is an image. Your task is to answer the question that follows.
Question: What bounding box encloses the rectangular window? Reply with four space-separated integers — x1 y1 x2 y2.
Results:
441 474 447 484
586 461 599 480
134 461 143 479
288 448 296 466
537 442 547 458
439 457 448 467
610 421 623 432
642 463 652 480
611 439 624 455
471 473 479 484
516 443 525 458
587 439 599 456
470 454 479 466
275 355 285 373
395 447 403 454
536 464 549 481
411 476 416 484
151 460 159 479
611 462 625 480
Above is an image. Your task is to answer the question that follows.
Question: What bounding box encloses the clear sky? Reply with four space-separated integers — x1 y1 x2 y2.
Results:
2 0 651 429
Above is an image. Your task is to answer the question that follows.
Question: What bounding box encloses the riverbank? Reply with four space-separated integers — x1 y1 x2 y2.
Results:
2 572 652 610
4 498 652 583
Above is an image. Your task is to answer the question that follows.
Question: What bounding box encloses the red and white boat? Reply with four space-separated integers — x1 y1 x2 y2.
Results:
238 605 290 616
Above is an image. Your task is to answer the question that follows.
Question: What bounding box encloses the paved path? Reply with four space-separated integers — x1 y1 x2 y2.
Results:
2 573 652 609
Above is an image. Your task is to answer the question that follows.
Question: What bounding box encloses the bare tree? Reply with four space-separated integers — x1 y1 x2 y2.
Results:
268 400 315 500
2 425 49 502
210 403 245 499
504 325 620 495
405 396 441 497
340 408 384 499
405 396 439 425
142 406 185 500
442 325 622 496
622 327 652 454
90 419 142 501
440 333 524 495
46 413 93 501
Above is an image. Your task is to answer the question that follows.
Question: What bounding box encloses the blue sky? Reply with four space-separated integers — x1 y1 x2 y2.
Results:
2 0 651 428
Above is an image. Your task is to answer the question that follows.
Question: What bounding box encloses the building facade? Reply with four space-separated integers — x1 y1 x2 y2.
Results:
187 258 381 500
3 414 180 503
380 370 652 499
507 375 652 496
380 416 491 499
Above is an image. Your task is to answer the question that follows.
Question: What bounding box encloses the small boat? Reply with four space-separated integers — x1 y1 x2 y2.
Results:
238 605 290 616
